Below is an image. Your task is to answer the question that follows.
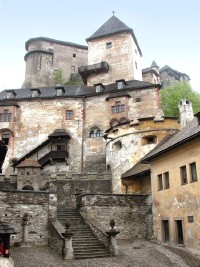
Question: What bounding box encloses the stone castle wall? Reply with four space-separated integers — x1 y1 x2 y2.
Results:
79 193 153 239
23 39 88 88
87 32 142 86
0 190 57 245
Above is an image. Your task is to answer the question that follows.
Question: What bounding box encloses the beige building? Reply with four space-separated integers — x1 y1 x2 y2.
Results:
143 112 200 249
105 117 180 193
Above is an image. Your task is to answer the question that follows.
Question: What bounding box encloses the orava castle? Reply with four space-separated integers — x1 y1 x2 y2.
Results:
0 15 199 260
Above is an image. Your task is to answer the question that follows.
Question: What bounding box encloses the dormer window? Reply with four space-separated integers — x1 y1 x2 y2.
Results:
55 86 65 96
31 88 41 97
6 90 16 99
116 79 127 90
94 83 104 93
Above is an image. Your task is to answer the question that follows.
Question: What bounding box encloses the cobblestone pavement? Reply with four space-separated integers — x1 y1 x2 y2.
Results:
11 239 200 267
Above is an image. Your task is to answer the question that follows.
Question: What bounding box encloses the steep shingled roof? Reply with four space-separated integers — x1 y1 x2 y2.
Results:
142 114 200 162
86 15 142 56
0 80 155 101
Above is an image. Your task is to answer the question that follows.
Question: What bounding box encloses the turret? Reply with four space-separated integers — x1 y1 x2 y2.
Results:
179 99 194 128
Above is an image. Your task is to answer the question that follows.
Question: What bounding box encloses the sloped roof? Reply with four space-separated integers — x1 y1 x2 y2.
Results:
142 114 200 162
86 15 142 56
17 158 41 168
0 80 155 102
25 37 87 51
160 65 190 79
150 60 159 69
121 161 150 179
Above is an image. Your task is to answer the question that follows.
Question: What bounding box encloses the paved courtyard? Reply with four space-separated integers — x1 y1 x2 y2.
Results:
11 239 200 267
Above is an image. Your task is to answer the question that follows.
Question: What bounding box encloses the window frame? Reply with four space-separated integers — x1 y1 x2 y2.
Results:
66 110 74 120
0 110 12 122
158 174 163 191
190 162 198 182
180 165 187 185
106 42 112 49
163 172 170 189
111 101 125 114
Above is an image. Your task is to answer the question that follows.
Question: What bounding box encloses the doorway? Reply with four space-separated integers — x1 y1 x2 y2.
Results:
175 220 184 245
162 220 170 243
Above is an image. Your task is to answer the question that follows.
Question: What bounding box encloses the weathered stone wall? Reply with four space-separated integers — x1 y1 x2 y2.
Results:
87 32 142 86
79 194 153 239
23 39 88 88
52 176 112 208
106 117 179 192
0 190 57 245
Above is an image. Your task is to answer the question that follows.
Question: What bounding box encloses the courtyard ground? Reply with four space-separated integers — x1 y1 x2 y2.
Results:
11 239 200 267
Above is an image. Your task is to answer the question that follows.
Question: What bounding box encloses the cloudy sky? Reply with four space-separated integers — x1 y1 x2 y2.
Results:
0 0 199 91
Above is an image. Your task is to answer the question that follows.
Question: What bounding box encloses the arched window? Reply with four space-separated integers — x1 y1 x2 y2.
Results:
22 185 34 191
89 128 102 138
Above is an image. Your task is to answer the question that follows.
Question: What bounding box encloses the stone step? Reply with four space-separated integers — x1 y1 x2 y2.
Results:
57 208 110 259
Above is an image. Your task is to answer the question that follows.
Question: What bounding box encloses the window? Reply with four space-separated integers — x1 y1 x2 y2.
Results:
90 128 102 138
135 97 142 102
190 162 197 182
180 165 187 184
73 53 76 58
0 110 12 122
158 174 163 190
135 62 138 70
66 110 74 120
106 42 112 49
111 101 125 114
163 172 170 189
57 145 66 151
2 133 10 145
113 140 122 151
142 135 157 145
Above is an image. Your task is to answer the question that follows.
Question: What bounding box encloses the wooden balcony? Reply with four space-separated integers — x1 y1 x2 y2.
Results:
38 150 68 166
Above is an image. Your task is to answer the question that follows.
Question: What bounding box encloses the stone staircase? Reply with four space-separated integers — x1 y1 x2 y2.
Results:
57 208 110 259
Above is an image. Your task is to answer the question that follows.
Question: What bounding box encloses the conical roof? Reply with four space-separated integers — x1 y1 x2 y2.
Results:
150 60 159 69
86 15 142 55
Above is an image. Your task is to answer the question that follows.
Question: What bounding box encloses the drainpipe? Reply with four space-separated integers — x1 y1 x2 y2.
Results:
81 96 85 174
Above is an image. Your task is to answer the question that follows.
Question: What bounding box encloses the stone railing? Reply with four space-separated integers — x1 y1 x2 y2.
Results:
48 219 64 255
81 214 109 249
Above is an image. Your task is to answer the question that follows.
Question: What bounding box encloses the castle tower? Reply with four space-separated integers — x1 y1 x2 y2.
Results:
79 15 143 86
179 99 194 128
150 60 159 74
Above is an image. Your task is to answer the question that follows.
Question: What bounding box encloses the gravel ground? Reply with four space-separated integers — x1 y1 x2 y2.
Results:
11 239 200 267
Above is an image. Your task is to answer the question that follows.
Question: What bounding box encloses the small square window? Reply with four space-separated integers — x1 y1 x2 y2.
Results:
106 42 112 49
136 97 142 102
66 110 74 120
73 53 76 58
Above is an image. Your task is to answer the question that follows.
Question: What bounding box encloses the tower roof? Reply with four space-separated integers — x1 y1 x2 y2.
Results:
86 15 142 56
150 60 159 69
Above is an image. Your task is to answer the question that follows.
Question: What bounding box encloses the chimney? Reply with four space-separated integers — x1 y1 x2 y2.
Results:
179 99 194 128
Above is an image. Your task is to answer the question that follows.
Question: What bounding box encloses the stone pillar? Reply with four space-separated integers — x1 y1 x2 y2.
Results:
62 222 74 260
106 219 120 256
23 213 30 243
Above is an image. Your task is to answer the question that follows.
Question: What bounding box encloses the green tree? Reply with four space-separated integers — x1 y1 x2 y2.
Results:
160 82 200 117
52 68 64 85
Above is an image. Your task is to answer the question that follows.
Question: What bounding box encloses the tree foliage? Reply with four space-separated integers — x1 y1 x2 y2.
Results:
160 82 200 117
52 68 64 85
